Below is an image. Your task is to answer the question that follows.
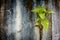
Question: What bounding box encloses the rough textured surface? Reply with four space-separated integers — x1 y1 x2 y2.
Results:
0 0 60 40
2 0 34 40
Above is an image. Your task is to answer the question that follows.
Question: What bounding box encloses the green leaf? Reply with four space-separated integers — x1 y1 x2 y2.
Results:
41 6 46 12
32 6 46 13
41 19 49 31
39 13 45 19
36 17 41 25
31 7 40 13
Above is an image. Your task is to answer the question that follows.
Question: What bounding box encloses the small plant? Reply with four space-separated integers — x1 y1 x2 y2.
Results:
32 6 52 31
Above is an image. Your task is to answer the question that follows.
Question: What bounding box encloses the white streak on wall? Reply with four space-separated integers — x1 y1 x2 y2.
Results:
52 6 59 40
15 0 22 40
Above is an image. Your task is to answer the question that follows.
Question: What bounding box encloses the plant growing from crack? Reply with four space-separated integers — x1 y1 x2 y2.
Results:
32 6 53 40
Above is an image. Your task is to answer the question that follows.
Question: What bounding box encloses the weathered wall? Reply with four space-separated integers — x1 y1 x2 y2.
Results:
0 0 60 40
1 0 35 40
52 0 60 40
